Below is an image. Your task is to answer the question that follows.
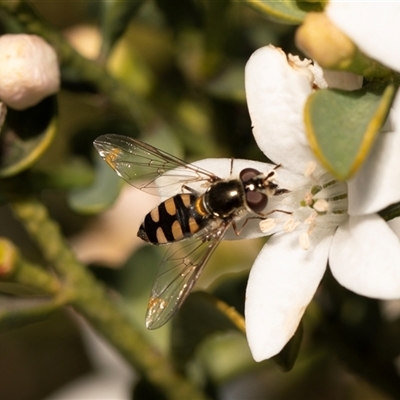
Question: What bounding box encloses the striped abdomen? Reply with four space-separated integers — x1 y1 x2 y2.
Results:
138 193 208 244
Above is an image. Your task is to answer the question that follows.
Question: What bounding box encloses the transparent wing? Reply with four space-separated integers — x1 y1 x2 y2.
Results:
145 221 231 329
94 134 219 195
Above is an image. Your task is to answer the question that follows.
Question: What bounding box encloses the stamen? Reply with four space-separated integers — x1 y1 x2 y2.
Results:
261 166 348 251
331 193 348 201
284 218 299 232
304 211 317 226
311 185 323 195
322 179 337 189
314 199 329 213
304 161 317 177
303 192 313 206
299 232 310 250
259 218 276 233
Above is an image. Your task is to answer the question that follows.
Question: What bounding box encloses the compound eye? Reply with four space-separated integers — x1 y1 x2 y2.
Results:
246 191 268 213
240 168 260 183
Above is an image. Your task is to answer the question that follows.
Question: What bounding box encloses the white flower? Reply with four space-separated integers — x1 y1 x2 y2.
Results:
326 1 400 73
187 45 400 362
246 45 400 361
0 34 60 110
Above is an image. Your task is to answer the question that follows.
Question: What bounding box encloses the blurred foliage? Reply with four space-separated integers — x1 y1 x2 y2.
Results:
0 1 399 400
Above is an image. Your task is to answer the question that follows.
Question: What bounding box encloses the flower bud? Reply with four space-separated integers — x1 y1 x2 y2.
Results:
296 12 356 70
0 238 17 278
0 34 60 110
296 13 393 79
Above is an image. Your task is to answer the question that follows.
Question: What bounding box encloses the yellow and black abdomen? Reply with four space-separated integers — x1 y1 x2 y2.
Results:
138 193 208 244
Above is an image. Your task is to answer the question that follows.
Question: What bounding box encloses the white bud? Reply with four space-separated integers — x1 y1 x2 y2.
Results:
0 34 60 110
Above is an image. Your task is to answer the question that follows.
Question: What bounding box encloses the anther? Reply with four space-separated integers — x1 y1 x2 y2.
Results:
304 161 317 177
313 199 329 213
259 218 277 233
304 211 317 226
299 232 310 250
284 218 299 232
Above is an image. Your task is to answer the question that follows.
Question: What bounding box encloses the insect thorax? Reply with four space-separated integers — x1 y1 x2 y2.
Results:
203 180 245 218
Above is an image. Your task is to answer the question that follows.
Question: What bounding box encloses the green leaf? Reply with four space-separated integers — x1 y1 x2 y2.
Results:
99 0 146 60
305 83 396 180
144 125 184 159
212 272 247 315
206 62 246 102
107 39 154 97
244 0 322 25
31 159 94 191
196 331 254 384
67 150 121 214
171 291 244 368
0 96 57 178
119 246 163 300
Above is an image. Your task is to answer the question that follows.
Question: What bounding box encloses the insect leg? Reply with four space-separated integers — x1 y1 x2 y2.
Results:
234 208 293 235
229 158 234 176
181 185 199 195
274 188 290 196
232 217 260 236
257 209 292 218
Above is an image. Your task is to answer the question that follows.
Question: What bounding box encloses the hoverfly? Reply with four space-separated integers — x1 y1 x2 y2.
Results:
94 134 288 329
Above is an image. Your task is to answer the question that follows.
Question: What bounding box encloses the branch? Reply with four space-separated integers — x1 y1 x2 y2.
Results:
0 237 61 294
11 198 209 400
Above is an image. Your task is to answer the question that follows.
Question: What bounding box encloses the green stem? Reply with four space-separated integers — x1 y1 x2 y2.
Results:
0 0 154 131
11 198 209 400
0 237 61 294
0 295 68 331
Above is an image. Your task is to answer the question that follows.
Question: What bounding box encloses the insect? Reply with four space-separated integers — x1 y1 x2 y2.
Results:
94 134 288 329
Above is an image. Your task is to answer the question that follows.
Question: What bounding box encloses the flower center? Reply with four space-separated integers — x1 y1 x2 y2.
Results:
259 167 348 250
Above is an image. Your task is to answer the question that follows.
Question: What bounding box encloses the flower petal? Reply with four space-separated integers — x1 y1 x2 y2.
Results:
245 45 318 174
326 2 400 72
330 214 400 299
322 69 362 91
388 217 400 239
245 230 332 361
347 94 400 215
